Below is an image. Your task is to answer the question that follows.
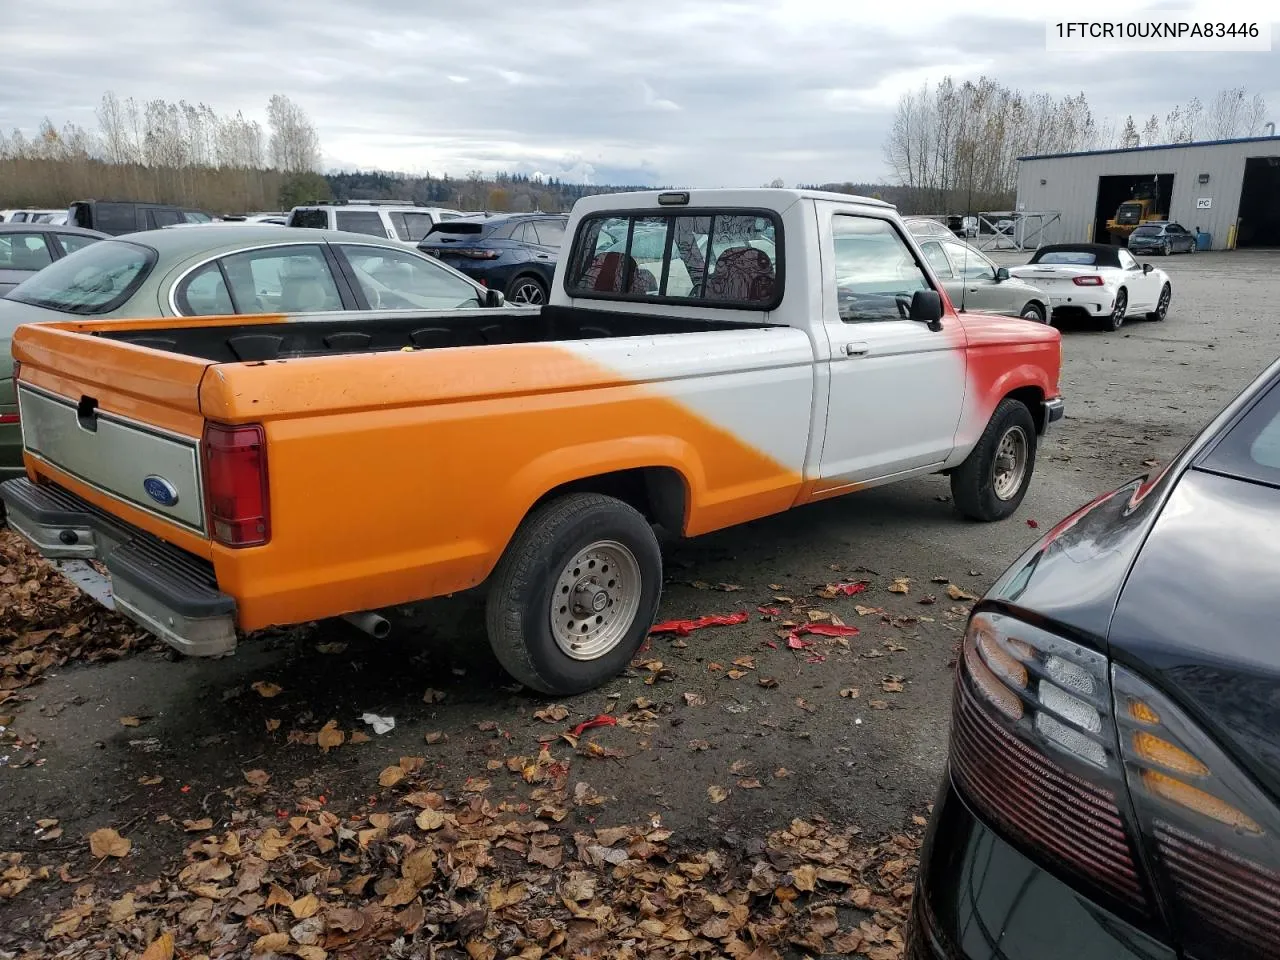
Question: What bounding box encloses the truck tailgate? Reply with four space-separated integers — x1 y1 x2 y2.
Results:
11 321 214 551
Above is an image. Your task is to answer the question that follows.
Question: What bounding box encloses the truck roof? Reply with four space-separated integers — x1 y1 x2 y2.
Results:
570 188 894 217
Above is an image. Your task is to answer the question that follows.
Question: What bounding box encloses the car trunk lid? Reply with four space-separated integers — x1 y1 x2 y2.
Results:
11 320 214 545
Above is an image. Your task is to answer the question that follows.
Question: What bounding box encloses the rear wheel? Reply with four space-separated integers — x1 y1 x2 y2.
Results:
485 493 662 695
950 399 1037 522
1019 301 1046 323
1102 288 1127 331
1147 282 1171 321
506 275 547 306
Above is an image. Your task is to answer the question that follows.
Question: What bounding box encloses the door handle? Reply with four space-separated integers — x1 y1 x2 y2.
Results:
843 342 870 356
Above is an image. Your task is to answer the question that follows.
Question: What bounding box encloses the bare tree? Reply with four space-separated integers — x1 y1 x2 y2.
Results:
1244 93 1268 135
267 95 321 173
1207 88 1248 139
1120 116 1140 148
97 92 137 164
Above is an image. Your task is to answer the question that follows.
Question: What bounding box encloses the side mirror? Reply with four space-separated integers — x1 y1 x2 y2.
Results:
995 266 1010 283
1142 263 1153 275
484 288 506 308
909 289 944 331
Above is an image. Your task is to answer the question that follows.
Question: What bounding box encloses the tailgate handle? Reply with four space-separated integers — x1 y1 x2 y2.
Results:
76 395 99 433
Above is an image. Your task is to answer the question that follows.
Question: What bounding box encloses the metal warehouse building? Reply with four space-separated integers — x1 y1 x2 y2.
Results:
1015 135 1280 251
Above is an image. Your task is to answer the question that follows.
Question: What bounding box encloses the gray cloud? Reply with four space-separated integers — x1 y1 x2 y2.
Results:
2 1 1277 185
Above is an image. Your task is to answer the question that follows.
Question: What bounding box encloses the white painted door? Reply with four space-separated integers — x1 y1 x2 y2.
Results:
816 210 967 487
1118 248 1160 310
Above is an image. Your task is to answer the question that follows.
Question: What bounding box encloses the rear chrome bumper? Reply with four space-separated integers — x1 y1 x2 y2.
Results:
0 477 237 657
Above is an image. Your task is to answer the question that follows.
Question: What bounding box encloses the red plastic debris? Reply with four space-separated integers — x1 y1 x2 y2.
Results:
806 654 827 664
569 715 618 737
1027 519 1040 528
763 640 779 649
800 623 860 638
831 582 868 596
787 635 813 650
649 612 750 637
757 606 781 616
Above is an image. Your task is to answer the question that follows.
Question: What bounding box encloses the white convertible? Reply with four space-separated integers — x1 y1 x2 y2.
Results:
1010 243 1171 332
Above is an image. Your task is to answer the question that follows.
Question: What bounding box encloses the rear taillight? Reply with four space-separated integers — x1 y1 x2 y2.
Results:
1073 276 1105 286
202 422 270 547
449 248 500 260
950 613 1149 912
0 414 17 425
1114 666 1280 960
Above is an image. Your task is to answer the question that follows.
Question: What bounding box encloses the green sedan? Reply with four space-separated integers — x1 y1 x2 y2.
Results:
0 224 503 483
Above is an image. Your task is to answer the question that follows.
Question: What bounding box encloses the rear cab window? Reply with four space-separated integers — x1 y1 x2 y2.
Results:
289 208 329 229
1200 378 1280 488
565 209 781 308
6 239 155 314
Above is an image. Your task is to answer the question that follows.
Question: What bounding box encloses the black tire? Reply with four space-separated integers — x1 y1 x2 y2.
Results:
505 274 548 306
1147 282 1172 321
950 398 1038 522
1102 287 1127 332
1161 242 1171 256
1019 301 1047 323
485 493 662 695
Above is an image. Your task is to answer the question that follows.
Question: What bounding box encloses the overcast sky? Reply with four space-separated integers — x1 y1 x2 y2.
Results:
2 0 1277 186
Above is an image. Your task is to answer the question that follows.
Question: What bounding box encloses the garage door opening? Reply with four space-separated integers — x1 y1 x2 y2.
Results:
1094 174 1175 244
1236 157 1280 247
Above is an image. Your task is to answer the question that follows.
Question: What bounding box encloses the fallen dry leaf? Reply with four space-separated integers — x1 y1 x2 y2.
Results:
317 720 344 753
882 676 905 693
119 716 142 727
707 785 729 803
265 718 281 732
250 681 282 698
139 932 175 960
840 687 860 699
869 699 890 710
254 932 289 954
243 769 271 787
290 893 320 919
424 730 447 744
422 688 446 704
88 827 131 858
758 676 779 689
378 766 407 788
888 578 910 594
683 692 707 707
688 739 711 751
946 583 978 601
534 705 569 723
182 818 214 833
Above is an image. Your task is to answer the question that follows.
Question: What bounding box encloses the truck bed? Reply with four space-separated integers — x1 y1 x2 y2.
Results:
93 305 772 363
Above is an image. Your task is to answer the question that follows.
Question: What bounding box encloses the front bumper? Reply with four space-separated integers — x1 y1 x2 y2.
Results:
1041 396 1064 433
906 775 1175 960
0 477 238 657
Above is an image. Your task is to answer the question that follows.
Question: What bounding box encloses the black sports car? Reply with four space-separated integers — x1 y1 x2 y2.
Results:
908 355 1280 960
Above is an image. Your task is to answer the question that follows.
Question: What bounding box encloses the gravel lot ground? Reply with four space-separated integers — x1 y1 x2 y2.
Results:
2 248 1278 955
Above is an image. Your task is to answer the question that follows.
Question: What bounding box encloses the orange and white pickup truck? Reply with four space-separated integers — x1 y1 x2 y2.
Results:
1 189 1063 694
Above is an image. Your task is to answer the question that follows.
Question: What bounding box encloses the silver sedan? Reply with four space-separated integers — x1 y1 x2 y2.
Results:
916 236 1050 322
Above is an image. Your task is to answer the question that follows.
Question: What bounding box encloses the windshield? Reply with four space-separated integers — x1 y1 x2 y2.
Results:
1131 226 1163 237
5 239 155 314
1034 251 1098 265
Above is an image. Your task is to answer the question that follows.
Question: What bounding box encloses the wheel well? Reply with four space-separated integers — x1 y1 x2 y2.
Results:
509 272 548 291
1005 385 1045 432
532 467 687 534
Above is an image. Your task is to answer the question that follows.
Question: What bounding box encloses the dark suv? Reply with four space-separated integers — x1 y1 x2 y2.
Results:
418 213 567 305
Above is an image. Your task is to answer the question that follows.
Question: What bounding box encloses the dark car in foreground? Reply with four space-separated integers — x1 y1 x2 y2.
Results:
908 355 1280 960
1128 221 1197 256
418 213 567 304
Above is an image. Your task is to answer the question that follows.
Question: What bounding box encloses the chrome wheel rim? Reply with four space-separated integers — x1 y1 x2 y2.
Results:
1021 305 1042 321
511 280 545 305
1157 286 1170 318
992 426 1029 501
1112 291 1127 326
550 540 642 661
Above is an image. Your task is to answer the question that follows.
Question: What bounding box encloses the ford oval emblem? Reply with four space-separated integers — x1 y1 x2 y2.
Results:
143 475 179 507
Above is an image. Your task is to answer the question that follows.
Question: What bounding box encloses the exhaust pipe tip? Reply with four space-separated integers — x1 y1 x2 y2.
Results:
342 611 391 639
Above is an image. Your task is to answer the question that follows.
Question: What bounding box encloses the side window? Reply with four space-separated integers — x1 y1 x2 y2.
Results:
94 203 137 233
510 222 531 244
531 219 565 248
944 242 995 281
399 212 436 242
55 233 99 255
147 209 183 229
565 211 779 307
388 212 410 241
335 210 388 238
831 215 932 323
289 209 329 229
0 233 53 269
919 241 954 279
176 262 235 316
338 245 482 310
1119 249 1140 270
217 245 344 314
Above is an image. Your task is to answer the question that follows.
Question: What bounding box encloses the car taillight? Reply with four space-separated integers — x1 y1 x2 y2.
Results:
1073 276 1104 286
0 414 16 425
1113 665 1280 960
449 248 500 260
202 421 269 547
949 612 1150 913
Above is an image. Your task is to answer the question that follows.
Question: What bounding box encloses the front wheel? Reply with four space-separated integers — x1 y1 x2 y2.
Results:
1019 301 1047 323
485 493 662 695
1102 288 1127 331
950 399 1038 522
1147 282 1171 321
